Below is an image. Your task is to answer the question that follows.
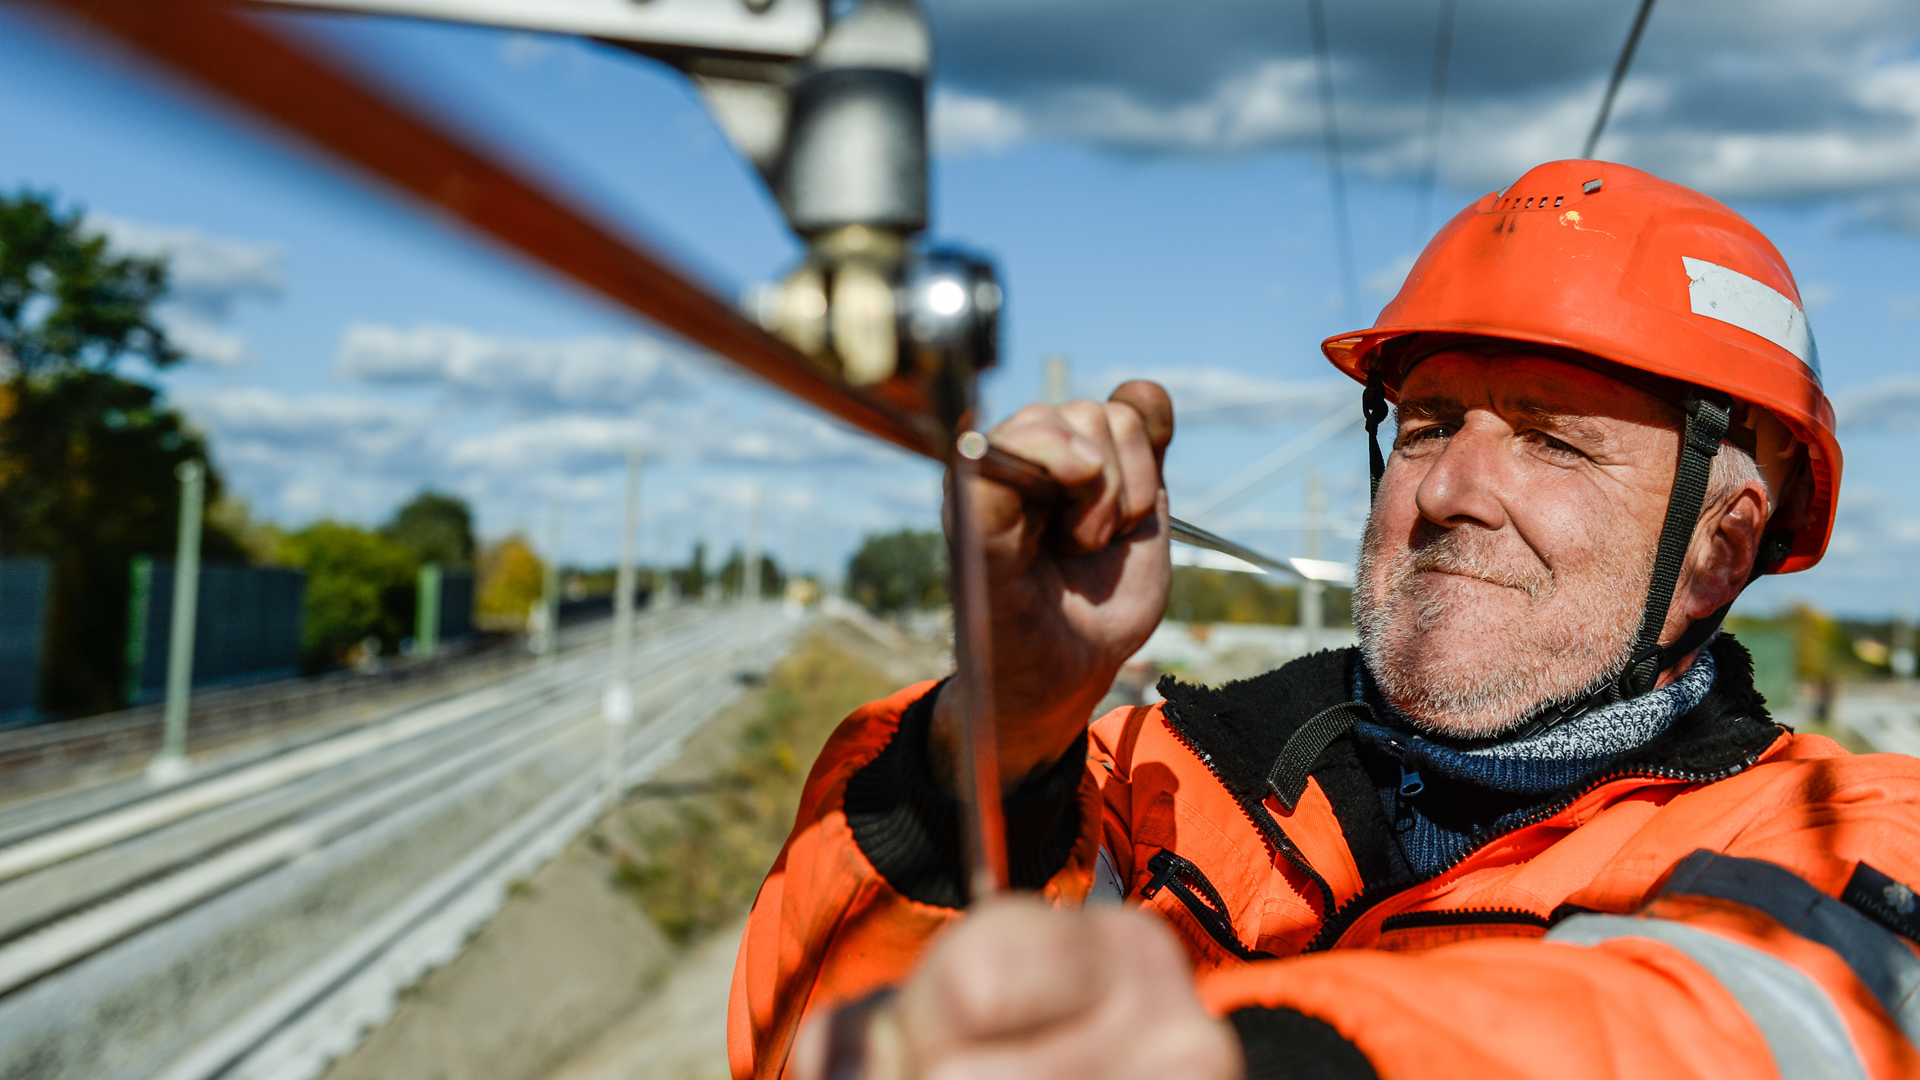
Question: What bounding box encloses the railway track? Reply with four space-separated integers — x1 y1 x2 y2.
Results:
0 602 803 1080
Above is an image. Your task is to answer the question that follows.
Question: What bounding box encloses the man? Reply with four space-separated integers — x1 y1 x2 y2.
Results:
730 161 1920 1079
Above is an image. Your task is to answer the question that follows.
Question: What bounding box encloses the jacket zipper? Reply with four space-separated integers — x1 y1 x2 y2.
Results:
1140 850 1275 962
1377 906 1551 933
1302 759 1763 953
1163 713 1338 914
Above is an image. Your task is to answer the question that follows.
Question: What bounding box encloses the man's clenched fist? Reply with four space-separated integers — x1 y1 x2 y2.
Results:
929 382 1176 796
793 898 1243 1080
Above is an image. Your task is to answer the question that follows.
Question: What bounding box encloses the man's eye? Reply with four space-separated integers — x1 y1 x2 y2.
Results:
1403 425 1451 444
1527 431 1583 457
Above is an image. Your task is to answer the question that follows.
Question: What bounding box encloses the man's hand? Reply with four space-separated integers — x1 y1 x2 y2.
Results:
930 381 1175 793
793 898 1242 1080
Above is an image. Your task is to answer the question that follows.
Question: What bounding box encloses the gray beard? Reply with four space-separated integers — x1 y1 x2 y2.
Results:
1352 515 1648 740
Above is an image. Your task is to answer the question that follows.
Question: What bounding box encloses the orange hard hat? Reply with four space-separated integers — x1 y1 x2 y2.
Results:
1322 159 1840 574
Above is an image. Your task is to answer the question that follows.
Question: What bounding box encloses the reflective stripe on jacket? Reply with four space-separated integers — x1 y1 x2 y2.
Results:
728 636 1920 1079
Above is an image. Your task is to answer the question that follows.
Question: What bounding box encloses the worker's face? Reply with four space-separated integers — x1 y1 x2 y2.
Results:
1353 351 1683 739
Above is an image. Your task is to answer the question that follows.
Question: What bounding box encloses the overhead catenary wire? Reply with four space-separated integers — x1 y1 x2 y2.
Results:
1182 406 1363 521
1582 0 1658 159
1304 0 1360 328
1412 0 1458 246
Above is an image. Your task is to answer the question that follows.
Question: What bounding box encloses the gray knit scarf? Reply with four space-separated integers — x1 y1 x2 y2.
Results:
1351 647 1717 876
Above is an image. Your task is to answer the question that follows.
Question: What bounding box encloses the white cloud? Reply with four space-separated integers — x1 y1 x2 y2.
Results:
924 0 1920 234
931 89 1028 154
155 312 252 368
335 322 707 413
179 386 432 464
184 315 915 550
443 398 891 473
1834 375 1920 432
87 214 284 365
87 214 284 316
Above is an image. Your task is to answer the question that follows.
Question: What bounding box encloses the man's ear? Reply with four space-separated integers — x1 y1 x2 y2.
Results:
1678 479 1770 623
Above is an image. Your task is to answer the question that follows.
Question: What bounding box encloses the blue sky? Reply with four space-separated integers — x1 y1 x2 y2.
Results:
2 1 1918 616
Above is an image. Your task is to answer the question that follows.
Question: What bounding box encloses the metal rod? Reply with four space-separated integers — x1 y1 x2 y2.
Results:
946 443 1010 899
970 440 1306 579
1167 519 1304 580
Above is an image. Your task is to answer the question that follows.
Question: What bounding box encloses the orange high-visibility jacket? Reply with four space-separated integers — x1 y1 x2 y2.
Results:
729 637 1920 1079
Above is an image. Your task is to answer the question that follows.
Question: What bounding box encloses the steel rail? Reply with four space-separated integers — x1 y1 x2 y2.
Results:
0 603 703 851
0 606 780 1001
35 0 940 458
0 610 742 950
162 614 803 1080
0 603 707 885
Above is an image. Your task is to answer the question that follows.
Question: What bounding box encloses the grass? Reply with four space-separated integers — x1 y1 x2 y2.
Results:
608 628 906 945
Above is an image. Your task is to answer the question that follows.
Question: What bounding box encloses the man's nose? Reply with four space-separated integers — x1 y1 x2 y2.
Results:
1413 421 1510 532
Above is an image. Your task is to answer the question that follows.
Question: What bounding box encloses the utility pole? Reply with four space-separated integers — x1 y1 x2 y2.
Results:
1043 353 1070 406
744 486 764 605
741 486 764 673
604 449 641 807
1302 472 1324 655
150 459 204 783
415 563 442 658
537 500 563 659
662 519 680 605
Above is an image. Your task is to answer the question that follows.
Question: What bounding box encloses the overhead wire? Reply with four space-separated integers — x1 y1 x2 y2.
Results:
1412 0 1458 246
1304 0 1360 328
1583 0 1658 159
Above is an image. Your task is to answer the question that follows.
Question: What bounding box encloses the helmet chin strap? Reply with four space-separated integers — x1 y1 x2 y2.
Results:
1363 381 1750 743
1616 391 1732 697
1363 367 1390 501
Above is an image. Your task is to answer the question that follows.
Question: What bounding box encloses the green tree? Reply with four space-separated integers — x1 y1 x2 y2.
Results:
846 529 947 614
0 192 243 715
1166 567 1298 625
719 547 786 599
383 489 474 567
678 541 709 599
279 522 419 668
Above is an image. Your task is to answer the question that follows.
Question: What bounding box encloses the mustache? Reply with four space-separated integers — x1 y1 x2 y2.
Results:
1393 522 1553 601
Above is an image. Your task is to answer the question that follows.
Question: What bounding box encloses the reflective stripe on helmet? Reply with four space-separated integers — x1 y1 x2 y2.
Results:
1549 914 1871 1079
1683 257 1821 379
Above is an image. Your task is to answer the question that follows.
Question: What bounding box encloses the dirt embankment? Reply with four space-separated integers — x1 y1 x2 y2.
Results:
320 616 946 1080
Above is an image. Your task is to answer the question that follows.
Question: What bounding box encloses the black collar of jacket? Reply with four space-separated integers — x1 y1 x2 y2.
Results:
1158 634 1787 889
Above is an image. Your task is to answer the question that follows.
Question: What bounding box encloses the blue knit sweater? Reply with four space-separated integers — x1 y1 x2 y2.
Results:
1351 649 1718 878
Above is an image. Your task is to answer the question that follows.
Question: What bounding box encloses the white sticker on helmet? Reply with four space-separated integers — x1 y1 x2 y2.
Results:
1682 256 1821 380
